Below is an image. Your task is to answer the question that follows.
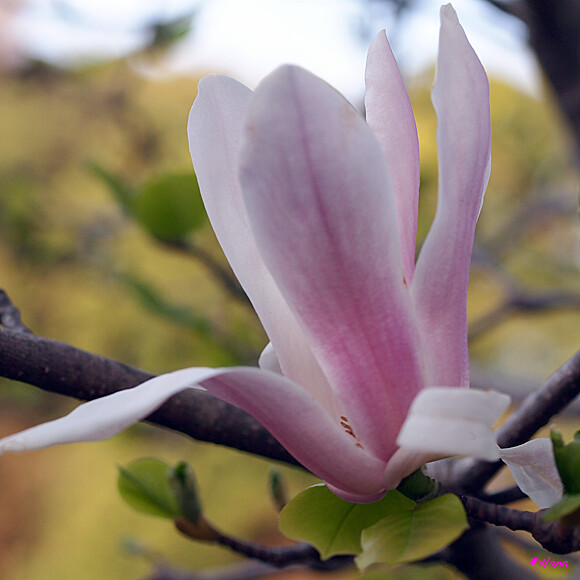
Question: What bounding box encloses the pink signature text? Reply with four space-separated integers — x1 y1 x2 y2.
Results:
529 557 568 568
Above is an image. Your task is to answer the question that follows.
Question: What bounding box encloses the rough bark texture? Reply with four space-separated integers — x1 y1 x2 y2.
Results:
0 327 299 467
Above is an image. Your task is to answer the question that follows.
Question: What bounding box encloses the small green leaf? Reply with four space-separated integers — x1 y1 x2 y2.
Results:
356 493 468 569
268 467 289 511
279 484 409 559
117 458 179 519
167 462 202 525
132 173 206 241
397 468 438 501
542 493 580 522
551 429 580 495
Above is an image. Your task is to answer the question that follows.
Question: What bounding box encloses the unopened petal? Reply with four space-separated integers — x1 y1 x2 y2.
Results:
239 64 423 461
396 388 510 461
188 75 335 414
411 4 491 388
500 439 563 508
365 30 420 284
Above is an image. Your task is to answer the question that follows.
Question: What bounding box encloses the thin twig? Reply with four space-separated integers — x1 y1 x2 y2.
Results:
469 289 580 341
161 240 250 306
478 486 527 505
142 560 278 580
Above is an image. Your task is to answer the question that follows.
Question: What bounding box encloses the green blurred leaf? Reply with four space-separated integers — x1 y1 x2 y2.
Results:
279 484 403 559
132 172 206 241
167 462 202 525
356 494 468 569
88 161 134 212
119 271 210 332
542 493 580 522
268 467 288 511
117 458 179 519
149 14 193 49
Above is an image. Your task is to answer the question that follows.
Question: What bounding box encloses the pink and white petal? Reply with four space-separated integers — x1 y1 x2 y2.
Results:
325 482 386 504
384 448 441 491
0 368 217 454
500 439 563 509
188 75 335 414
239 65 424 461
0 365 386 499
411 4 491 388
199 368 388 498
396 388 510 461
364 30 420 284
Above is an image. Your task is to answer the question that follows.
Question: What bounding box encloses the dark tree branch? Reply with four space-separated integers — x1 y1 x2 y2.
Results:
443 524 540 580
478 485 527 505
0 327 300 467
460 495 580 554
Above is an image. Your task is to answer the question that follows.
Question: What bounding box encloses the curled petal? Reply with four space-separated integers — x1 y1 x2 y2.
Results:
0 368 215 454
412 4 491 388
500 439 563 509
240 64 423 461
188 75 335 414
365 30 420 284
0 366 387 500
396 388 510 461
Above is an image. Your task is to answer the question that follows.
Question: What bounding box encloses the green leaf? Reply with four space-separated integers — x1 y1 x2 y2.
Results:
119 272 210 332
132 172 206 241
397 468 438 501
167 462 202 525
117 458 180 519
542 493 580 522
356 493 468 569
279 484 408 559
268 467 289 511
551 429 580 495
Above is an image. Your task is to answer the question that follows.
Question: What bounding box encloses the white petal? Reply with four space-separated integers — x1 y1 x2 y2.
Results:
0 368 216 454
396 387 510 461
188 74 336 415
500 439 563 508
258 342 282 374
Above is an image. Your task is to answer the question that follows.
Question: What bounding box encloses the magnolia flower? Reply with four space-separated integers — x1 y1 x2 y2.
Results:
0 5 561 505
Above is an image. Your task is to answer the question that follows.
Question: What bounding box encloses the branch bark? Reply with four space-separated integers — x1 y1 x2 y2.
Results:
0 327 299 467
485 0 580 161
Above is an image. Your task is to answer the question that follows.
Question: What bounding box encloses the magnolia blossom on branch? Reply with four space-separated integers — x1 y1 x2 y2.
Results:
0 5 561 505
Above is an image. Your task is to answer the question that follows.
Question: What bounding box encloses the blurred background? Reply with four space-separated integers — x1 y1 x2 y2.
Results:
0 0 578 578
